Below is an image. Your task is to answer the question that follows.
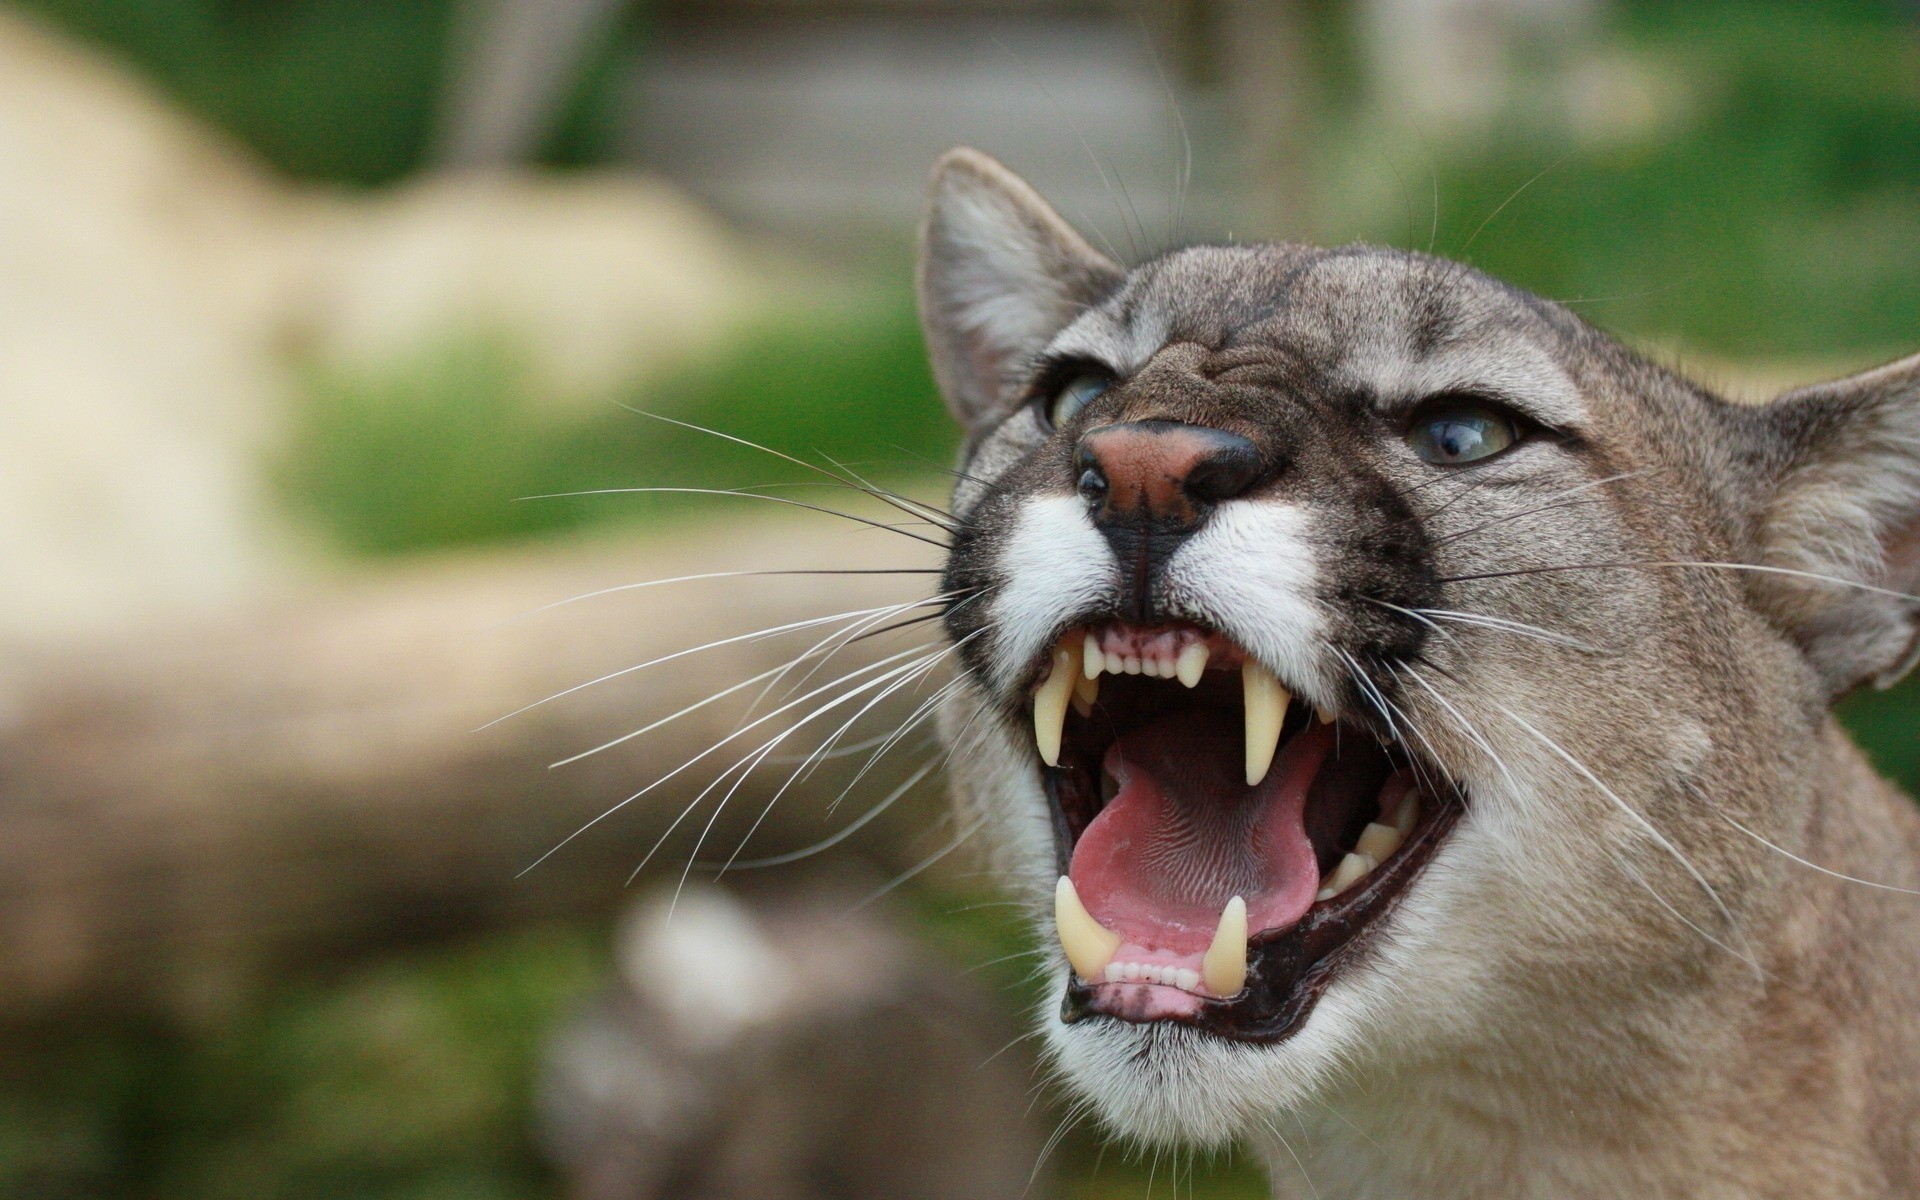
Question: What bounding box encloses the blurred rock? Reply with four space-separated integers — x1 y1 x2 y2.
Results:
0 11 299 647
0 10 769 649
305 171 764 402
538 881 1043 1200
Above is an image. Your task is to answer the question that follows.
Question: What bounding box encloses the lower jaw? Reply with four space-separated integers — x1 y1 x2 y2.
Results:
1057 795 1463 1043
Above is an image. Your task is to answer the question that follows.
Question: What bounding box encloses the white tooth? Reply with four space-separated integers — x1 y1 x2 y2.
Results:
1201 895 1249 996
1174 968 1200 992
1054 876 1123 982
1071 672 1100 717
1104 962 1123 983
1242 661 1290 785
1175 642 1210 687
1355 821 1403 863
1084 635 1104 679
1105 651 1126 676
1123 656 1142 675
1123 961 1142 982
1032 640 1078 766
1394 789 1421 836
1151 659 1172 678
1316 852 1377 901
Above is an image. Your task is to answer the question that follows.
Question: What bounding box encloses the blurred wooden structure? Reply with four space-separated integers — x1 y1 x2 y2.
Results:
0 520 945 1024
439 0 1317 252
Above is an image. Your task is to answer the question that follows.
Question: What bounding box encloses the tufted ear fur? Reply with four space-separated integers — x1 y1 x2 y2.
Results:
1748 351 1920 696
916 148 1122 432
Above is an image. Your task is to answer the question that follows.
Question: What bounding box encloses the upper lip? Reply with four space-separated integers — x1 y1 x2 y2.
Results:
1026 619 1465 1042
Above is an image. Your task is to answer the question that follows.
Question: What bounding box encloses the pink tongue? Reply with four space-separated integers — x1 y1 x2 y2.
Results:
1068 711 1332 956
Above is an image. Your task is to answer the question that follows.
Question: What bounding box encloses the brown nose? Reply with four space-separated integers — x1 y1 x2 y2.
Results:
1074 420 1263 529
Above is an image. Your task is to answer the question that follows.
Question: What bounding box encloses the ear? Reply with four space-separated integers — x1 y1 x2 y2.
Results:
1748 352 1920 696
916 148 1123 432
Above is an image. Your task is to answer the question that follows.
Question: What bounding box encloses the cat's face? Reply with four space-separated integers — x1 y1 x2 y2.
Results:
916 149 1920 1144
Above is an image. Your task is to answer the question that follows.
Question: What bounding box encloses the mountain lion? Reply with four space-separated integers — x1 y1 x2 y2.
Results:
915 147 1920 1196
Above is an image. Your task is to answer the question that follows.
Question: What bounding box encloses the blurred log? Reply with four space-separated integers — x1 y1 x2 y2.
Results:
0 518 945 1023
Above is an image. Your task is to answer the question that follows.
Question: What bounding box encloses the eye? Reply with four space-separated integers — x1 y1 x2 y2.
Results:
1045 371 1112 428
1406 399 1520 465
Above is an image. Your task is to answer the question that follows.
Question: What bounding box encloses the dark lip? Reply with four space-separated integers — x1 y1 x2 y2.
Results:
1045 747 1467 1046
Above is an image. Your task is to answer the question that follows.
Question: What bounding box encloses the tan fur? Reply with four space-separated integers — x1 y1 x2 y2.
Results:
916 147 1920 1197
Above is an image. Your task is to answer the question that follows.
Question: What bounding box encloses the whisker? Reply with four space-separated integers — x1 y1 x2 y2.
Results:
1716 808 1920 896
516 642 946 877
624 647 954 887
1488 700 1748 957
1410 608 1601 654
518 485 952 549
495 567 944 625
848 812 988 911
713 754 941 872
619 408 962 531
1432 469 1651 546
488 596 945 733
1439 559 1920 604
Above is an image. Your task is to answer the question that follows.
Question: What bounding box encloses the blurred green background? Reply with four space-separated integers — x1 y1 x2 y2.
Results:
1 1 1915 1198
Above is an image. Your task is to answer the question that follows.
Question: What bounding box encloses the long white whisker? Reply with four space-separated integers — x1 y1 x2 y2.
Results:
1441 559 1920 604
1489 701 1744 944
517 642 943 877
849 812 988 911
519 485 952 548
493 567 940 626
628 647 953 891
716 754 942 872
1718 810 1920 896
483 598 942 731
1413 608 1600 653
1393 663 1523 797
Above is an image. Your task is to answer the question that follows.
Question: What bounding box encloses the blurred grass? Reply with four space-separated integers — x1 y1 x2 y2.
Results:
1 927 603 1200
276 302 955 557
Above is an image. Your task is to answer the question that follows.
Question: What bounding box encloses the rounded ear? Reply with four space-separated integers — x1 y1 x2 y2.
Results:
1747 351 1920 695
915 148 1123 433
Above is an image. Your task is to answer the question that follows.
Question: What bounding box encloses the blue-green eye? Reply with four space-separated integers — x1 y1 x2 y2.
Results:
1047 372 1111 428
1408 401 1519 465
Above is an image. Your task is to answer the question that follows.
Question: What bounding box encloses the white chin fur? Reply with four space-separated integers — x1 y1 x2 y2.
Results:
1040 984 1360 1147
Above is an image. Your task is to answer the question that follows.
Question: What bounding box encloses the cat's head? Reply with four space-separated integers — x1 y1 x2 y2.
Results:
915 148 1920 1143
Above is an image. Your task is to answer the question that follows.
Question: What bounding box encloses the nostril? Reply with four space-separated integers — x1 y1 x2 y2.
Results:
1183 439 1263 504
1077 466 1108 504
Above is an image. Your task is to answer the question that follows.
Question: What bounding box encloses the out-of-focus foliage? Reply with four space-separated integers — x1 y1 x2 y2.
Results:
1 927 602 1200
1344 0 1920 357
276 303 953 556
7 0 637 183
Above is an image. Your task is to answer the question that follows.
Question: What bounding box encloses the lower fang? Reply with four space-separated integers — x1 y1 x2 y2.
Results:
1202 896 1249 996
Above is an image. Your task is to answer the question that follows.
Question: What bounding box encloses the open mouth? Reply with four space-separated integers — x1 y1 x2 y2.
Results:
1026 622 1462 1043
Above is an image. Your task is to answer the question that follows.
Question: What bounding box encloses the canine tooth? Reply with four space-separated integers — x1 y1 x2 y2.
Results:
1055 876 1123 982
1316 852 1377 901
1201 895 1249 996
1174 968 1200 992
1084 635 1104 679
1355 821 1403 863
1175 642 1209 687
1318 708 1336 725
1394 789 1421 836
1242 661 1290 785
1071 672 1100 717
1033 640 1078 766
